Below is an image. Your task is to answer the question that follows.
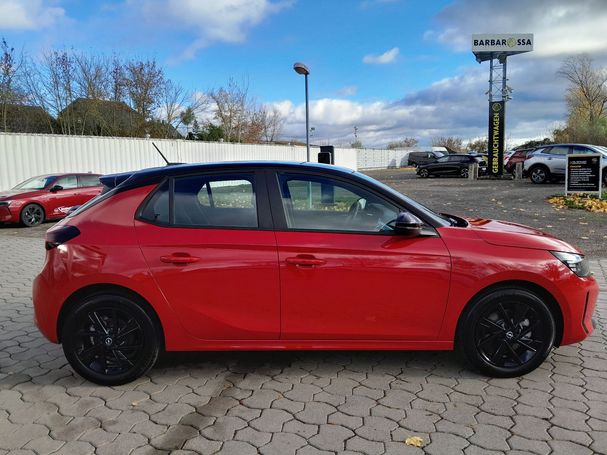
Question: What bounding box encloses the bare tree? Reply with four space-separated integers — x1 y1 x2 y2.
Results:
466 137 487 153
387 137 418 149
558 55 607 124
109 57 127 102
431 136 463 153
24 50 79 134
209 78 250 142
260 105 284 142
125 59 165 120
0 38 27 132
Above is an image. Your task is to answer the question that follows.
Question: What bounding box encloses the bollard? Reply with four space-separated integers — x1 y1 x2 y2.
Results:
468 163 478 180
515 162 523 180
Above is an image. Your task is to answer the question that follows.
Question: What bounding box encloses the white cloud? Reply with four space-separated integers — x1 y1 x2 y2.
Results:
427 0 607 56
271 57 570 148
362 47 399 64
138 0 292 59
0 0 64 30
337 85 358 96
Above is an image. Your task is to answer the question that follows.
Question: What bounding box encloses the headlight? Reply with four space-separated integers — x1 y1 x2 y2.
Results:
551 251 591 277
0 200 11 207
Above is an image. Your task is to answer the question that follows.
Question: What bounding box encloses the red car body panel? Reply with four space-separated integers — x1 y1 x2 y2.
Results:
0 174 102 224
32 165 599 355
276 231 451 340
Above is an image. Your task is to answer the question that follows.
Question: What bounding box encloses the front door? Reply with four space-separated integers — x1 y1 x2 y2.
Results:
135 171 280 340
271 171 451 340
46 175 80 217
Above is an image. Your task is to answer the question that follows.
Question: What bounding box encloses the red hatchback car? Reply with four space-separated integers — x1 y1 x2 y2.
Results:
0 173 102 227
33 162 598 385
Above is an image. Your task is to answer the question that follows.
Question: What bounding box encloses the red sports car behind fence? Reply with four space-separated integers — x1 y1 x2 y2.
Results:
0 173 102 227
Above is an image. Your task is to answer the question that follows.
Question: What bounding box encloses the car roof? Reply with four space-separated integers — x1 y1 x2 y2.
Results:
104 161 356 190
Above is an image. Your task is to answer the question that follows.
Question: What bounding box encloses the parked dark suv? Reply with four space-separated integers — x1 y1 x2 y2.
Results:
417 154 487 178
408 151 445 167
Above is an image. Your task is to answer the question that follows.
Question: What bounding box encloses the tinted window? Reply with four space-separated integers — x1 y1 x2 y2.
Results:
278 173 399 233
139 180 169 224
572 146 592 154
173 173 257 228
78 174 101 187
448 155 464 162
55 175 78 189
548 146 569 156
436 156 449 163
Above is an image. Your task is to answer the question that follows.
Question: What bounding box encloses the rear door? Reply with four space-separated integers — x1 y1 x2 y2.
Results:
135 170 280 340
76 174 103 205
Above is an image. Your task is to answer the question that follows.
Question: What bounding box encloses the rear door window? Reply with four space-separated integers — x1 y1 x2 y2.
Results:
173 173 258 228
78 175 101 187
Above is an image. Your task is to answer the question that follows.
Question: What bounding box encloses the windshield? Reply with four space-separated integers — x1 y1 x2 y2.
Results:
12 175 56 190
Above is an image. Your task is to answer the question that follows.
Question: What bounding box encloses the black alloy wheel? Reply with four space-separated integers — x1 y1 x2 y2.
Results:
419 168 429 178
62 294 160 385
458 288 555 377
460 167 469 178
21 203 44 227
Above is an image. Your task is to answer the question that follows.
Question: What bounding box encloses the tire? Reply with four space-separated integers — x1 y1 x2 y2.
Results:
62 294 160 385
20 203 45 227
529 166 550 184
460 167 469 178
457 288 555 378
419 168 429 178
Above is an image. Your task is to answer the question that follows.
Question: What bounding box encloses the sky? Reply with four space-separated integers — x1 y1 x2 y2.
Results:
1 0 607 148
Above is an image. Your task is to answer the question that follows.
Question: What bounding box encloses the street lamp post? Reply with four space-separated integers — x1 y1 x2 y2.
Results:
293 62 310 162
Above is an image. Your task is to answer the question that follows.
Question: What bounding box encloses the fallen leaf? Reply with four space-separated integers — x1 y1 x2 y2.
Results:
405 436 424 448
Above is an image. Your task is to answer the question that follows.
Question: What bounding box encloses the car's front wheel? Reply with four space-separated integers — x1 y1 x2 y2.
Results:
418 168 429 178
458 288 555 377
62 293 160 385
20 203 45 227
460 167 469 178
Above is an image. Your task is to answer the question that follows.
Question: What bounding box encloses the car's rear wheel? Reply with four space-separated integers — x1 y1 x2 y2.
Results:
529 166 550 184
458 288 555 377
460 167 469 178
20 203 45 227
62 294 160 385
419 168 429 178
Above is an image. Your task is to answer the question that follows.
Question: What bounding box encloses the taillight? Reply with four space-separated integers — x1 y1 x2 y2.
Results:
45 225 80 250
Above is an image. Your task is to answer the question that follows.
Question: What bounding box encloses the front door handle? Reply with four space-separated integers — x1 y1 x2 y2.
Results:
286 255 326 267
160 253 200 264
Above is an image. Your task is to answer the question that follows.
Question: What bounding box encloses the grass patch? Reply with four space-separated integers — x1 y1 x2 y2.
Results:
547 192 607 213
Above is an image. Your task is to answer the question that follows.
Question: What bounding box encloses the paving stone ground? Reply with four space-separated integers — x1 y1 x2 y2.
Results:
0 234 606 455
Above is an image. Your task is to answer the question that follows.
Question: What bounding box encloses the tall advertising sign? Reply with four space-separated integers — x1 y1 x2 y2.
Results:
488 101 505 176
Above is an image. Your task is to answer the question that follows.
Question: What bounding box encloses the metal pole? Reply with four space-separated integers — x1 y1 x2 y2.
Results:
305 73 310 162
488 55 494 103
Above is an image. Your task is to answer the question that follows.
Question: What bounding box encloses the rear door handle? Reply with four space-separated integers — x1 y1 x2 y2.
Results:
160 253 200 264
286 256 326 267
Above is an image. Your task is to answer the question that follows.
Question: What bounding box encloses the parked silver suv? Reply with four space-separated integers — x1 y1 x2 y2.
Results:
524 143 607 184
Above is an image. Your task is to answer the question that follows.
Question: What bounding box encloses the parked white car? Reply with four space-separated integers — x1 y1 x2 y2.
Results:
524 143 607 184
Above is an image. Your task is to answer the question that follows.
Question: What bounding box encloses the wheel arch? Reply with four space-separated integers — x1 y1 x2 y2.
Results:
56 283 165 349
455 280 564 347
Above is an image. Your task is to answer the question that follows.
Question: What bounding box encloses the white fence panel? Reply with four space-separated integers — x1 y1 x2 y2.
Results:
0 133 402 190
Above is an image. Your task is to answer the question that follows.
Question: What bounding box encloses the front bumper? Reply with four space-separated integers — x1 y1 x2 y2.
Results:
0 205 17 223
561 274 599 345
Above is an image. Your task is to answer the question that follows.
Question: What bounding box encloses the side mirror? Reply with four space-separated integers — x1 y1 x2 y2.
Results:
49 185 63 193
394 211 423 237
